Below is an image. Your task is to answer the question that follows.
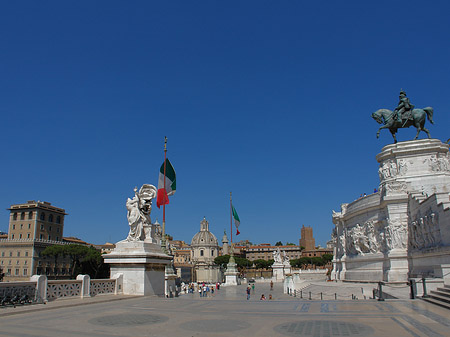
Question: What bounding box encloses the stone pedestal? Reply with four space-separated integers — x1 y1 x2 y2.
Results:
272 263 285 281
103 241 172 296
224 256 239 286
332 139 450 282
165 264 177 298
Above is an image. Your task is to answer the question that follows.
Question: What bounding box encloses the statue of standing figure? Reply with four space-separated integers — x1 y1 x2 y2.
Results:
126 184 157 241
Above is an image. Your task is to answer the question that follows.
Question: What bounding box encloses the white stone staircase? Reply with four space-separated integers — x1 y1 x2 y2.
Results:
423 285 450 309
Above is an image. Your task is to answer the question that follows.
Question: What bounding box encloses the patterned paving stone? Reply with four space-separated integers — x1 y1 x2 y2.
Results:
274 320 374 337
89 313 169 327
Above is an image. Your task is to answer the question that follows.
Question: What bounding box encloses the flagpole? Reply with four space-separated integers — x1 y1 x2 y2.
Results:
162 136 167 248
230 191 234 256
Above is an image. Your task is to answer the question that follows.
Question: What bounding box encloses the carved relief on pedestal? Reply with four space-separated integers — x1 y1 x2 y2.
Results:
425 154 450 172
385 219 407 250
344 220 384 256
378 159 410 183
382 181 408 196
408 210 441 250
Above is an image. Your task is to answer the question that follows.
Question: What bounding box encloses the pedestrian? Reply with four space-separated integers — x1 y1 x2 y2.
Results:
251 283 255 293
269 294 273 300
246 286 251 300
199 287 202 297
270 280 273 290
260 294 266 300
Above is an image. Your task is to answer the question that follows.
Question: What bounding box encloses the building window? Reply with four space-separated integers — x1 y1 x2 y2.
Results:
1 252 4 257
25 252 28 257
24 260 27 265
28 211 33 219
20 224 23 229
200 250 204 256
56 236 59 241
27 233 30 238
9 252 12 257
20 212 25 220
12 224 15 230
17 252 20 257
16 260 19 265
15 268 19 275
40 234 43 239
28 223 31 229
49 226 52 231
48 235 51 240
19 234 22 239
211 250 214 256
40 224 44 230
49 214 53 222
23 268 27 276
57 227 60 233
7 269 11 275
40 212 45 221
56 216 61 224
13 213 17 220
11 234 14 239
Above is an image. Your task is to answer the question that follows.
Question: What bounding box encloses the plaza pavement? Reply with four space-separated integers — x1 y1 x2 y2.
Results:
0 282 449 337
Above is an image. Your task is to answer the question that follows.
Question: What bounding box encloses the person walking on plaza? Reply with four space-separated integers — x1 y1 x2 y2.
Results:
246 286 251 300
251 283 255 293
270 280 273 291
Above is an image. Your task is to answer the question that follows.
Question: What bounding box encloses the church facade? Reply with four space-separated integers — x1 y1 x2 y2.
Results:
190 217 222 283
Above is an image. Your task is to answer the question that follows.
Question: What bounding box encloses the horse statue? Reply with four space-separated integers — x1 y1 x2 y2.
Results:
372 107 434 143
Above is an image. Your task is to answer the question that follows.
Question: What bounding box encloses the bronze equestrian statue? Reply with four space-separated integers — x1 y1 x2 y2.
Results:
372 90 434 143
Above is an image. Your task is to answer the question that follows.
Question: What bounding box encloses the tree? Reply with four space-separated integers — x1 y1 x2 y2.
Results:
214 255 230 267
286 242 295 246
322 254 333 263
253 259 272 269
81 246 110 279
42 244 109 279
63 244 90 278
275 241 283 246
213 255 251 270
42 245 65 275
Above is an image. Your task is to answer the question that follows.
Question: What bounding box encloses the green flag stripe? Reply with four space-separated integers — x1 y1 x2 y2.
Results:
160 158 176 189
232 205 240 223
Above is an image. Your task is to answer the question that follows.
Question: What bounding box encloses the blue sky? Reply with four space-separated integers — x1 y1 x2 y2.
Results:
1 1 449 247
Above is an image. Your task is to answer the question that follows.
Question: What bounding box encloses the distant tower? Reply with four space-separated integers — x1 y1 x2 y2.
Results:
299 225 315 250
222 230 229 255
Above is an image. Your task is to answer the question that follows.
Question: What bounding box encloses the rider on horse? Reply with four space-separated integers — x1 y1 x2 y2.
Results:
393 90 415 123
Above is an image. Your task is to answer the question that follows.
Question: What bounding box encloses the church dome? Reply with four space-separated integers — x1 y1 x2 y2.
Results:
191 217 218 247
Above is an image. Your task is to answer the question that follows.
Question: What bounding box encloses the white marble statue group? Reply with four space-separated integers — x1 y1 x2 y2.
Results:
273 247 290 266
125 184 161 243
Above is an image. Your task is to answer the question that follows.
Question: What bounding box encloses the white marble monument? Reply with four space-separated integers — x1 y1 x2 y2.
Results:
103 184 173 296
272 247 291 281
224 254 240 286
331 139 450 282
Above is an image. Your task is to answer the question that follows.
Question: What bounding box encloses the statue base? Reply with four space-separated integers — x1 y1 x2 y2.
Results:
223 256 240 286
103 241 173 296
272 263 286 281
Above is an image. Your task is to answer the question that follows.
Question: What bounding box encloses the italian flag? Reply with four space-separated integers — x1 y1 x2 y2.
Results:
157 158 176 208
232 204 240 235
